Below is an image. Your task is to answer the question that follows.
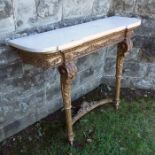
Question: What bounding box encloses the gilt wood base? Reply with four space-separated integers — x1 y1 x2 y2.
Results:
58 33 133 145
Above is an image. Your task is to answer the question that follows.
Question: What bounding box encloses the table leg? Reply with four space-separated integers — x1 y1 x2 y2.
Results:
58 62 77 145
115 38 133 109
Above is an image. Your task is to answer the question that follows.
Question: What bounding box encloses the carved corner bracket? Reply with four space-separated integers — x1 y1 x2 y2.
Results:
58 62 77 82
117 38 133 57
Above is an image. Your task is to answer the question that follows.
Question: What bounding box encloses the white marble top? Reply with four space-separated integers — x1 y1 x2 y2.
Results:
8 16 141 53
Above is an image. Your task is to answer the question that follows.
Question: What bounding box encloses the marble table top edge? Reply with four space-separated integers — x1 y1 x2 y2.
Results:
7 16 141 54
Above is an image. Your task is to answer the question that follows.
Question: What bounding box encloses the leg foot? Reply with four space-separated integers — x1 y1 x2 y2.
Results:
69 137 74 146
114 100 120 110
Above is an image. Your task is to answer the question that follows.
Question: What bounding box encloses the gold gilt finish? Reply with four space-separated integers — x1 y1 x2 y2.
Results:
57 30 134 145
115 38 133 109
17 50 63 68
15 29 135 145
72 98 113 125
58 62 77 145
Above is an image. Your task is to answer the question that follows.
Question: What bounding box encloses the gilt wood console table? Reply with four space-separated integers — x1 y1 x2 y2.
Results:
8 16 141 145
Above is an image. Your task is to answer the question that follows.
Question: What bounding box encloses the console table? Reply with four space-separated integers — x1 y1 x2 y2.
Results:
8 16 141 145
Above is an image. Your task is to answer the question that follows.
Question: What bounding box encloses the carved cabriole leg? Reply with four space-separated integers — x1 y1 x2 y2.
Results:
58 62 77 145
115 38 133 109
